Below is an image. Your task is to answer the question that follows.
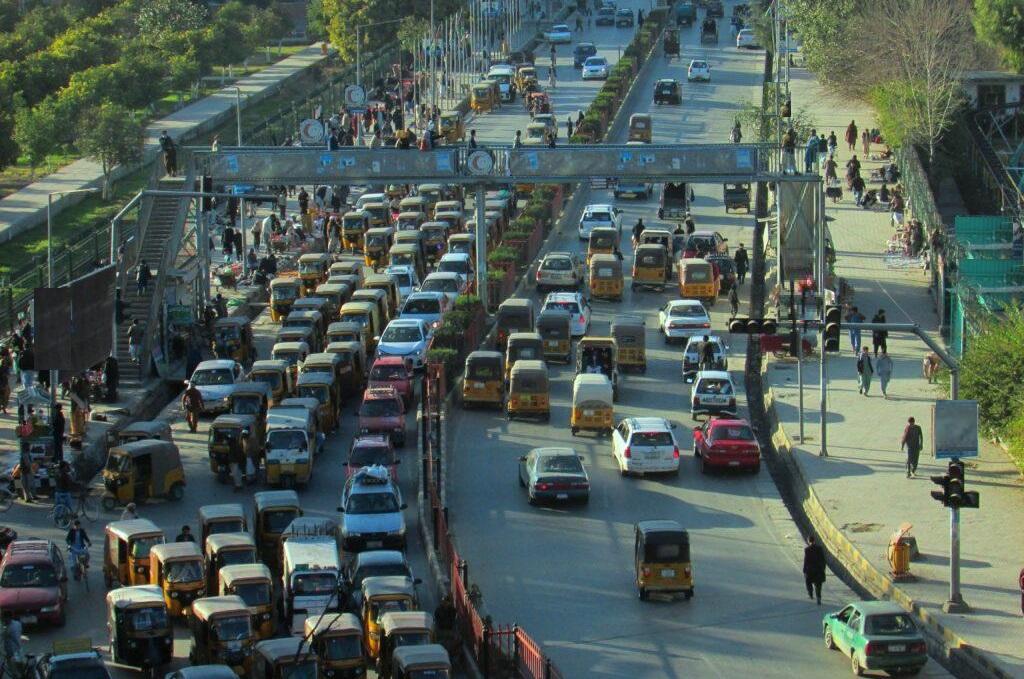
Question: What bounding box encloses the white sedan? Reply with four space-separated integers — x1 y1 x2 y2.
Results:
658 299 712 343
687 59 711 82
544 24 572 44
542 292 592 337
581 56 609 80
736 29 761 49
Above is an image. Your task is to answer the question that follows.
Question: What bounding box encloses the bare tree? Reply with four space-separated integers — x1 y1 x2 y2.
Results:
854 0 973 164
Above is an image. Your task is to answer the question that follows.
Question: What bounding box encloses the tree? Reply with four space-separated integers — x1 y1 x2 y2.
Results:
958 306 1024 433
136 0 207 49
973 0 1024 73
12 95 56 178
75 102 144 198
785 0 863 88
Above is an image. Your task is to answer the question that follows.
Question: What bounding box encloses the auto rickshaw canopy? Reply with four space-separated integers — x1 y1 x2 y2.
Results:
106 584 165 609
253 489 301 513
634 243 667 266
106 518 164 543
392 645 451 672
362 575 418 601
192 595 250 622
204 532 256 558
118 419 173 443
509 360 549 391
219 563 272 589
465 351 503 380
572 373 613 405
611 316 645 345
304 611 362 637
210 413 257 433
254 636 317 662
302 352 343 374
151 541 203 564
536 310 571 339
635 520 691 561
270 277 301 297
199 503 246 525
495 298 534 329
298 253 331 273
250 359 290 377
213 316 250 335
271 341 310 363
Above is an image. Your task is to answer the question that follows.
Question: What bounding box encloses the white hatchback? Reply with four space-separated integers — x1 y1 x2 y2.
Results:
611 417 680 476
578 204 621 240
687 59 711 82
581 56 609 80
736 29 760 49
658 299 712 343
690 370 738 418
542 292 591 337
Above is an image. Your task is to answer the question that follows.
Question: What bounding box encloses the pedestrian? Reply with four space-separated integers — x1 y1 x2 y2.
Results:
901 417 924 478
277 189 288 220
699 336 715 370
846 305 865 352
17 445 35 503
469 129 478 148
211 135 220 153
127 319 143 364
566 116 573 138
182 381 204 432
876 349 893 398
2 610 24 664
250 217 262 252
733 243 749 284
52 404 65 464
120 502 139 521
856 347 874 396
684 214 696 236
861 129 870 157
631 217 645 247
246 248 258 273
781 127 796 174
730 121 742 144
136 259 151 295
0 351 10 414
158 131 177 177
104 354 119 402
222 225 235 262
17 345 34 390
176 525 196 542
845 120 857 152
513 130 522 148
804 131 818 174
827 130 837 157
728 284 739 316
871 309 887 356
637 8 644 26
802 535 826 605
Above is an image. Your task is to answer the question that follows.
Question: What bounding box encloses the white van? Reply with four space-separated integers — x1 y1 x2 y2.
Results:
282 537 341 628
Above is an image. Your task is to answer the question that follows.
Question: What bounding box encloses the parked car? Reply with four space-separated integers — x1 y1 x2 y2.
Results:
518 448 590 505
692 417 760 473
0 540 68 627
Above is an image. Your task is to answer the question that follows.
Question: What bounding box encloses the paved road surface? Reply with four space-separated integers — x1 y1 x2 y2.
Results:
448 3 952 678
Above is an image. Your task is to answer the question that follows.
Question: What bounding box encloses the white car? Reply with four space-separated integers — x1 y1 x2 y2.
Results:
376 318 431 369
658 299 712 343
690 370 738 418
542 292 591 337
611 417 680 476
687 59 711 82
355 192 387 211
544 24 572 44
437 253 473 278
399 291 449 329
581 56 609 80
419 271 466 306
384 265 419 302
736 29 761 49
189 359 246 413
578 203 621 240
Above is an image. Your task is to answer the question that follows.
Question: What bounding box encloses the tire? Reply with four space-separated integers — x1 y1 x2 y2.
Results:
851 654 864 676
684 589 693 600
56 608 67 627
824 628 836 650
638 587 648 601
168 483 185 502
752 463 761 474
518 473 526 488
0 492 12 513
102 494 117 511
81 495 99 521
54 504 72 529
571 427 578 435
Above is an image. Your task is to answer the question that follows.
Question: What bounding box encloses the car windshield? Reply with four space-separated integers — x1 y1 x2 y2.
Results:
105 454 132 473
686 268 711 282
370 365 406 381
656 82 675 93
540 455 583 473
691 61 708 69
252 372 281 390
630 432 673 447
543 258 572 271
233 582 271 606
292 572 337 595
323 635 362 660
212 615 251 641
132 536 162 559
165 559 203 583
670 305 705 318
264 509 300 534
350 445 391 466
360 399 401 418
354 563 412 587
383 326 423 343
298 385 328 404
48 663 110 679
699 379 733 395
391 273 413 287
281 661 317 679
439 260 469 275
127 606 169 632
545 301 580 314
267 430 308 451
865 613 917 636
0 563 57 587
553 24 568 31
711 425 755 442
192 369 233 386
585 58 607 66
585 211 612 222
346 491 400 514
404 299 440 314
422 278 458 293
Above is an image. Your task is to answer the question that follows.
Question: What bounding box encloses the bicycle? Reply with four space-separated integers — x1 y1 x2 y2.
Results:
50 489 98 529
69 547 90 591
0 483 14 512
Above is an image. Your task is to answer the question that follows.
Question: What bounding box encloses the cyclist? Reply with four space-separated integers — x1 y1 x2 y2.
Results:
65 519 91 573
2 610 23 666
54 462 74 513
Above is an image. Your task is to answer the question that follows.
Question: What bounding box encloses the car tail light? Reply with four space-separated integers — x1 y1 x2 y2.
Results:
535 270 541 281
702 322 711 328
535 482 551 491
692 398 699 409
863 642 877 656
672 446 680 459
641 567 651 577
623 446 631 459
683 566 692 576
910 642 926 654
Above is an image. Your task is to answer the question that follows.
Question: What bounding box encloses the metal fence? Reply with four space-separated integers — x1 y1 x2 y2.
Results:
896 144 948 328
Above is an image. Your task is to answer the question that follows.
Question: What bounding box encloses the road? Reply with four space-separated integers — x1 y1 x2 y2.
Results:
447 3 953 678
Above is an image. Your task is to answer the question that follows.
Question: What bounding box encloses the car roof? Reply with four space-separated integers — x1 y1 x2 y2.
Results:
386 318 424 327
544 251 575 259
195 359 237 371
696 370 732 380
692 230 723 238
709 418 750 428
625 417 672 431
3 539 55 566
584 203 614 212
424 271 461 280
440 253 470 261
668 299 706 308
545 292 582 302
585 55 606 61
552 24 569 29
686 334 723 345
529 447 578 458
850 601 909 615
406 291 445 301
576 42 596 48
355 549 407 566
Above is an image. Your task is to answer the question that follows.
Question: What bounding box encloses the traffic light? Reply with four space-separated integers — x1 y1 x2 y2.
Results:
728 317 778 334
823 304 841 352
930 460 980 509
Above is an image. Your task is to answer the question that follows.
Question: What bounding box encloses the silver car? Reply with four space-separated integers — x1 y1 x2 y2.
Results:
535 252 583 292
518 448 590 505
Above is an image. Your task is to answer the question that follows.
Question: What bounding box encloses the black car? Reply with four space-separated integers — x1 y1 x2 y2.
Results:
34 650 111 679
706 254 737 293
596 7 615 25
615 8 634 26
706 0 724 17
653 79 682 105
573 42 597 67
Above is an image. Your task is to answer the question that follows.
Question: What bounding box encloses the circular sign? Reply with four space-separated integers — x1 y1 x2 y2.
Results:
1019 568 1024 592
466 149 495 176
344 85 367 108
299 118 325 145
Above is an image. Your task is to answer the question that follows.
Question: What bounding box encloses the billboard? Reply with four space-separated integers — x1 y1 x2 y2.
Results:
932 400 979 459
33 265 116 372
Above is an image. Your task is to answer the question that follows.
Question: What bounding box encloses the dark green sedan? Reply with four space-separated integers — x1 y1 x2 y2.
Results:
823 601 928 676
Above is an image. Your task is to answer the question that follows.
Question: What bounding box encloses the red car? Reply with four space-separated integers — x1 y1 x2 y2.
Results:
367 357 414 406
346 435 399 481
358 386 407 447
692 418 761 474
0 540 68 627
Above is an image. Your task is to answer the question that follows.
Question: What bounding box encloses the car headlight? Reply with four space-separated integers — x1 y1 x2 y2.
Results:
170 591 179 599
261 612 273 621
136 566 146 574
40 604 59 613
388 528 406 537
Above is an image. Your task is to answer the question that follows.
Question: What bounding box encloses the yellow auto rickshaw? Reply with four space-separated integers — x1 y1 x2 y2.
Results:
494 298 535 350
315 282 353 321
360 576 419 661
297 253 331 294
364 227 396 270
326 320 365 347
207 414 261 484
396 211 427 232
628 113 652 143
228 381 270 437
471 82 497 113
198 503 248 547
284 309 324 353
271 341 310 386
362 202 391 229
305 613 366 677
101 439 185 510
340 301 381 353
351 287 390 326
205 533 258 595
461 351 504 409
112 420 174 447
265 403 318 489
292 296 333 335
275 324 315 354
342 211 372 252
326 341 367 400
588 227 621 265
434 211 465 236
302 351 345 385
632 243 668 291
589 254 624 301
570 373 614 436
536 309 572 363
103 519 165 589
330 260 366 285
219 564 275 639
210 317 253 363
635 520 693 600
189 596 256 675
378 611 434 679
420 222 449 266
249 359 294 405
394 228 425 259
252 490 302 568
391 645 451 679
678 258 720 305
295 370 340 433
447 231 476 261
150 542 205 618
507 359 550 421
363 273 400 319
107 585 173 673
612 315 647 372
576 336 620 400
269 277 303 323
438 110 465 143
515 65 539 91
251 637 318 679
399 195 428 216
433 199 463 219
505 332 544 383
389 243 426 283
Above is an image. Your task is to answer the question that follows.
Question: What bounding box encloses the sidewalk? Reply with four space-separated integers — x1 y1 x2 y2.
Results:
0 44 329 243
763 68 1024 677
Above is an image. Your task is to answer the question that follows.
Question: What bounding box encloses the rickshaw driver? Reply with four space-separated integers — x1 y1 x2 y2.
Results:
182 383 204 433
631 218 645 249
583 350 603 374
66 519 92 569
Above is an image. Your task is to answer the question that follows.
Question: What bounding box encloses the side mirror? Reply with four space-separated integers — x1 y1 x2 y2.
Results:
400 503 408 510
578 455 585 461
336 506 345 512
373 336 381 343
670 423 678 429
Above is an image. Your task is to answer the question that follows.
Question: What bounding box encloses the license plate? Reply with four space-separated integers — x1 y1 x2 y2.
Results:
729 461 740 466
556 493 568 500
474 382 486 389
520 396 532 405
21 615 37 624
660 569 675 578
583 409 595 417
889 644 906 653
546 340 559 348
366 540 383 549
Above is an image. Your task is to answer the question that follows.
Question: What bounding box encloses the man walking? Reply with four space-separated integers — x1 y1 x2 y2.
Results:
846 305 865 353
901 417 924 477
803 535 826 605
871 309 888 356
728 284 739 317
136 259 151 295
856 347 874 395
127 319 144 364
182 382 204 433
733 244 749 285
876 349 893 398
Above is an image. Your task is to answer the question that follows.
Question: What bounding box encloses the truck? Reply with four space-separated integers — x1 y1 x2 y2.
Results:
674 1 696 26
282 537 341 628
658 183 693 220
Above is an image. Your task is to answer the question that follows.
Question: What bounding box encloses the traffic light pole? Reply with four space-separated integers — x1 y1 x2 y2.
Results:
817 188 827 456
946 504 968 613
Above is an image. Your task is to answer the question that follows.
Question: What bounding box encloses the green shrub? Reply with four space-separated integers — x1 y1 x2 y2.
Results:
453 294 482 312
487 246 516 265
486 269 506 282
509 216 536 233
523 204 548 223
443 308 471 331
426 347 459 369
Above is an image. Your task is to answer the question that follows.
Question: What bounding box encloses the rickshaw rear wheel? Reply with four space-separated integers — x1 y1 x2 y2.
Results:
168 483 184 502
851 654 864 676
684 589 693 600
101 495 117 511
638 587 648 601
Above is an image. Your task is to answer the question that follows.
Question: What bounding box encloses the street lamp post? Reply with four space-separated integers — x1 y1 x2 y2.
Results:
356 19 406 89
231 86 243 146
